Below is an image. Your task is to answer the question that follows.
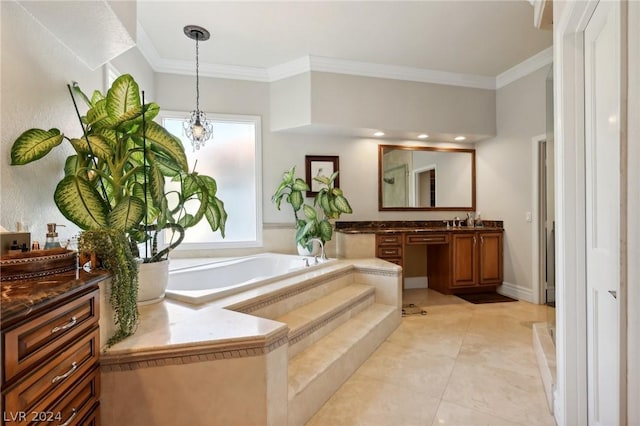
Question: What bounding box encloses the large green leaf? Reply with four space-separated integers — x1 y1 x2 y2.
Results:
147 163 166 207
70 135 113 161
196 175 218 197
288 190 304 212
292 178 309 192
86 99 113 129
139 121 188 172
204 197 227 236
11 128 64 165
318 219 333 242
64 155 81 176
111 103 160 131
215 198 227 237
334 195 353 214
302 204 317 221
108 196 145 232
54 175 109 229
180 174 199 199
106 74 141 121
151 152 183 177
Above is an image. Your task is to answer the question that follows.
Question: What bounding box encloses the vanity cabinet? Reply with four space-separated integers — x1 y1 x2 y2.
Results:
362 223 504 295
452 231 503 289
2 279 101 426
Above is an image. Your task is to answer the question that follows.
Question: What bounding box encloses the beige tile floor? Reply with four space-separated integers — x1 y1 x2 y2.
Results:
306 289 556 426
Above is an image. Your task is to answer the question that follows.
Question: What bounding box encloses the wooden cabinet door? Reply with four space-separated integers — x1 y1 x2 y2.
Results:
478 232 503 285
452 233 477 287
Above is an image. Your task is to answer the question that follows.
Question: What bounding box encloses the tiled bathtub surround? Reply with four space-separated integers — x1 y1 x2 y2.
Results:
99 258 401 426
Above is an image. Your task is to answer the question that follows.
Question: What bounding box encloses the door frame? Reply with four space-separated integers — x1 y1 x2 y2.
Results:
554 0 633 424
553 2 596 425
531 135 547 304
531 134 547 305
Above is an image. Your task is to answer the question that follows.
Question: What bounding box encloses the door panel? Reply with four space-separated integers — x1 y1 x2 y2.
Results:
584 2 621 424
452 233 476 286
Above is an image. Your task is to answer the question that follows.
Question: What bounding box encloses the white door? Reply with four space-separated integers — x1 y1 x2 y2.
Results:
584 1 622 425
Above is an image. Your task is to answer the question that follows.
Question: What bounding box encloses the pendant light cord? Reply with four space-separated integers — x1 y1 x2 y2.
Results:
195 31 200 114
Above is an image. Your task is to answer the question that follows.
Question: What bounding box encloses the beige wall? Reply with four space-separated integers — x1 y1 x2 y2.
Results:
0 2 153 244
269 71 496 138
476 65 550 299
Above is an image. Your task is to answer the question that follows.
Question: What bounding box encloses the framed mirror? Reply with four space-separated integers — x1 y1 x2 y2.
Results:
378 144 476 211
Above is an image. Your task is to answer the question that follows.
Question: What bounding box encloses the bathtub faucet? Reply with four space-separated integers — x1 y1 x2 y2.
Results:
309 238 327 262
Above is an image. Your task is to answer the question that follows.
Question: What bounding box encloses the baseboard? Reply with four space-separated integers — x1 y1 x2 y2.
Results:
404 276 428 289
497 281 535 303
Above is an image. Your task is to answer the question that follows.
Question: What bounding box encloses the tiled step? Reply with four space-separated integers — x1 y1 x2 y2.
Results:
276 284 375 358
287 303 400 426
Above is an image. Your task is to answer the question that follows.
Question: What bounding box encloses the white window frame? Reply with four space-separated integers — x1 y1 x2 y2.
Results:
157 111 263 250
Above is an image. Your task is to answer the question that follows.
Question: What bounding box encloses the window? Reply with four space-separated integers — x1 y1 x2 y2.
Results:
160 113 262 249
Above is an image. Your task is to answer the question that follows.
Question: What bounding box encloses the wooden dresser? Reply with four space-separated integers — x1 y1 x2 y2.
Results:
1 270 107 426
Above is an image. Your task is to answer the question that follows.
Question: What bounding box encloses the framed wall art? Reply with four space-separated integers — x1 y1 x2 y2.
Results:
305 155 339 197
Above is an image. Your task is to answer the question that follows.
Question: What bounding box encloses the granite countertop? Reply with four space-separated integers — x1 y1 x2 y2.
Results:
1 269 110 326
335 220 503 235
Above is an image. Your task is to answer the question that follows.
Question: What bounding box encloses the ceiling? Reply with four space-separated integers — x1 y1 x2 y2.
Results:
136 0 553 84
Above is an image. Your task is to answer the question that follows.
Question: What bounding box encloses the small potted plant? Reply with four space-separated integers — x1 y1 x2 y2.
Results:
10 74 227 343
272 166 352 255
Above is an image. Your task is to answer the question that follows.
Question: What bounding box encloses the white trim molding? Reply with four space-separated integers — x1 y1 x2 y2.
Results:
136 21 549 90
497 281 535 303
496 47 553 89
553 1 598 425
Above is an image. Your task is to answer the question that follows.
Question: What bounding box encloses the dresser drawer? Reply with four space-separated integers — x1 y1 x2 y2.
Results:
405 233 449 245
3 290 99 384
4 328 99 417
375 234 403 246
34 368 100 426
78 403 100 426
377 246 402 258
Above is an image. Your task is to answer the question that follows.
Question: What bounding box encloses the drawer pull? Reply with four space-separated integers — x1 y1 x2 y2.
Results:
51 316 77 334
59 408 77 426
52 362 77 384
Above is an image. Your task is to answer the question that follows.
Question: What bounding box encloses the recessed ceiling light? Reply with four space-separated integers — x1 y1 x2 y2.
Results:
454 136 467 141
373 131 385 137
418 134 429 139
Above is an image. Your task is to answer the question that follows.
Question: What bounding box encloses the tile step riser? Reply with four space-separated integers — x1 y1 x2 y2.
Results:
287 293 375 359
249 275 353 320
287 306 400 426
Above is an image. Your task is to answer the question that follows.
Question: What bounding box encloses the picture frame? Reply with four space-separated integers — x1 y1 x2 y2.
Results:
305 155 340 197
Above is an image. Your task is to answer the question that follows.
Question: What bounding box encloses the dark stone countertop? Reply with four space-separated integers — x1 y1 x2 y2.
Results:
1 269 110 327
335 220 503 235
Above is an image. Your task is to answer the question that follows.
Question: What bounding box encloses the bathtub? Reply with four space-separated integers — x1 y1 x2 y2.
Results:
165 253 334 305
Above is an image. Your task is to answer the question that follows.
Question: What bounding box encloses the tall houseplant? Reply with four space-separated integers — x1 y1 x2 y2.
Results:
272 166 352 253
10 74 227 341
11 74 227 259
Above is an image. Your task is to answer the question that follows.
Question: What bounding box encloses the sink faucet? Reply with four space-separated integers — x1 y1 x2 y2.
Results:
309 238 326 261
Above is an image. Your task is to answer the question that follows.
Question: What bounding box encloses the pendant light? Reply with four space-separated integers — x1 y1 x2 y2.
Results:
183 25 213 151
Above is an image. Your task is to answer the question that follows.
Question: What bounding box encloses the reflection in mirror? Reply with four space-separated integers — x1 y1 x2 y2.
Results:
378 145 476 211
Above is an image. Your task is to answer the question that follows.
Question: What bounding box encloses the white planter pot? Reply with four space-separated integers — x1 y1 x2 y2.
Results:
137 260 169 305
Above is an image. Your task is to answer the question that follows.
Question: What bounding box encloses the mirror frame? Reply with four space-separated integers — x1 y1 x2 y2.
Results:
378 144 476 211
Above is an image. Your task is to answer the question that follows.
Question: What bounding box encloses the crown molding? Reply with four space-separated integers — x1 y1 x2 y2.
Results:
495 46 553 89
136 22 550 90
137 23 269 81
306 55 496 89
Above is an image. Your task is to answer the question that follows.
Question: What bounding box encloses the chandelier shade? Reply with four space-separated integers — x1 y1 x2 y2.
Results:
183 25 212 151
